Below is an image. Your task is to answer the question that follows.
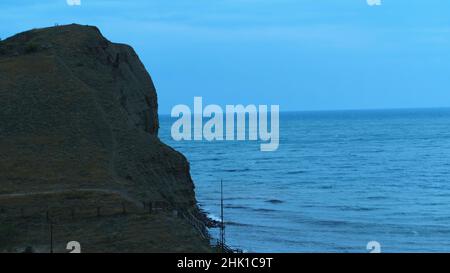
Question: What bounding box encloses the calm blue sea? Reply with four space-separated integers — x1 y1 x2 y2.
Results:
159 108 450 253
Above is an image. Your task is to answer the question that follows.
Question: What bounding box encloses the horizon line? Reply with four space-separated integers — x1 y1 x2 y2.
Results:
158 106 450 116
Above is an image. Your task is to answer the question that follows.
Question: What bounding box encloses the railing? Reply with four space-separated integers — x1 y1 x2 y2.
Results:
0 199 243 253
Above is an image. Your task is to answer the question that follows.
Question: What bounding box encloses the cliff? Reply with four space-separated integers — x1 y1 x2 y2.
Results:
0 24 209 252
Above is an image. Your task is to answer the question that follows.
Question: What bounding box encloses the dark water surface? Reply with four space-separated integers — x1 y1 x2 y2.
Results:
160 108 450 252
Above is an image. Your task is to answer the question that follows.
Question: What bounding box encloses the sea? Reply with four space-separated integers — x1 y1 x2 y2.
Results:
159 108 450 253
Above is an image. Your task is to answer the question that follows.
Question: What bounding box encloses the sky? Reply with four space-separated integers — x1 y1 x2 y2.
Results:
1 0 450 113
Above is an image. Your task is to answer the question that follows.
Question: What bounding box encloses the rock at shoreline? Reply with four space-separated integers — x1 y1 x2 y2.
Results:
0 24 209 252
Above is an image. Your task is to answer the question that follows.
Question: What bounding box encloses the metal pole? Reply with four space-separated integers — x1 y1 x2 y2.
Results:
50 221 53 253
220 179 225 252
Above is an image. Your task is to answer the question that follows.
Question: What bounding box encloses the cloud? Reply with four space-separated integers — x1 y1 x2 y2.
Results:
67 0 81 6
367 0 381 6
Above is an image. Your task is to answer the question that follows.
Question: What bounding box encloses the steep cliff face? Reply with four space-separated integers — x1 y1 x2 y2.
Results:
0 24 206 252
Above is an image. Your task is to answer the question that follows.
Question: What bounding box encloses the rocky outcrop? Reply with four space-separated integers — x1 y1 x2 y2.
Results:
0 24 207 252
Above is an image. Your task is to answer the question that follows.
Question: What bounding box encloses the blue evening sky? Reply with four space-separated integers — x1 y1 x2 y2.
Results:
1 0 450 113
